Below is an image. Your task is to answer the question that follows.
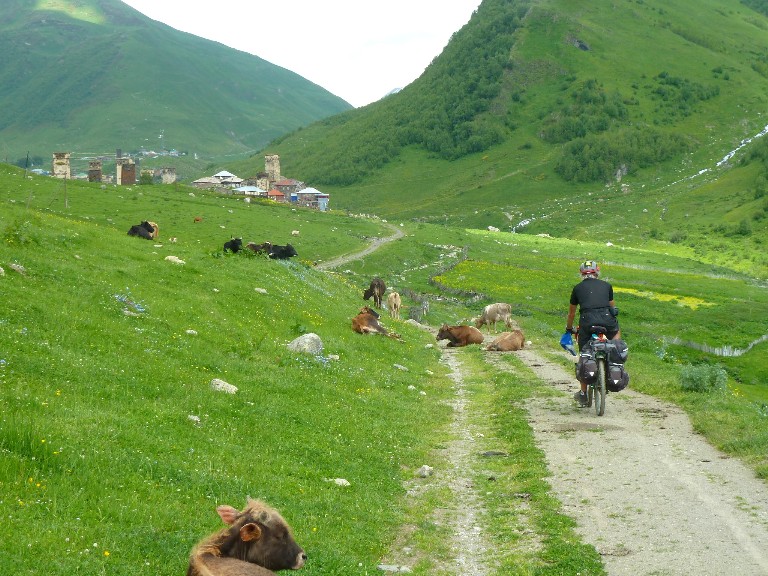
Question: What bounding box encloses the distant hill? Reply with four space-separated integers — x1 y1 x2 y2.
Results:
227 0 768 277
0 0 351 174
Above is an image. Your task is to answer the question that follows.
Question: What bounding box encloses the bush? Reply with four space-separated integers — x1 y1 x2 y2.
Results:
679 363 727 393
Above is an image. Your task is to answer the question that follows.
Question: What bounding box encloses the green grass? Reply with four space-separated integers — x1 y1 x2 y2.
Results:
1 163 766 574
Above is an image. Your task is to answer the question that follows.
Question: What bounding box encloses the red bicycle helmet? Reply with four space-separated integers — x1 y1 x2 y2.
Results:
580 260 600 275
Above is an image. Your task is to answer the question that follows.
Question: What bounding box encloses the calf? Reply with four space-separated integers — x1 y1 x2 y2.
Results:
486 330 525 351
473 303 514 332
188 498 306 576
147 221 159 239
127 221 155 240
436 324 484 347
224 238 243 253
246 241 272 255
269 244 298 259
352 306 398 338
363 277 386 308
386 291 402 320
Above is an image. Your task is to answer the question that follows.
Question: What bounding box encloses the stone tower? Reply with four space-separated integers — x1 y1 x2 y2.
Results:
88 160 102 183
265 154 281 183
52 152 71 179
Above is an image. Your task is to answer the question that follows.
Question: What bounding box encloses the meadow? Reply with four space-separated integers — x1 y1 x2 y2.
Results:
1 166 766 574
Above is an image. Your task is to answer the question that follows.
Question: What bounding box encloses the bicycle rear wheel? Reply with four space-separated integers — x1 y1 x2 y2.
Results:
594 359 607 416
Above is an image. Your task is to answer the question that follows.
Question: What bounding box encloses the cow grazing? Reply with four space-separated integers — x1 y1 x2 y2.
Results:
473 303 514 332
352 306 399 338
224 238 243 253
363 277 386 308
436 324 484 347
127 221 155 240
147 221 159 239
386 291 402 320
486 330 525 351
269 244 298 259
188 498 306 576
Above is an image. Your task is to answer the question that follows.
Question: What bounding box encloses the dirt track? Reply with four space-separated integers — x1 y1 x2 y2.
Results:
495 345 768 576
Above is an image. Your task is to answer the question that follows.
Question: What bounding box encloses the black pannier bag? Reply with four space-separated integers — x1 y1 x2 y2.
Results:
607 339 629 364
576 353 598 384
607 363 630 392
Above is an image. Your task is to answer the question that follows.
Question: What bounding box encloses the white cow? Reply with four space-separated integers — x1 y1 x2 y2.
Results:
473 302 514 332
387 291 402 320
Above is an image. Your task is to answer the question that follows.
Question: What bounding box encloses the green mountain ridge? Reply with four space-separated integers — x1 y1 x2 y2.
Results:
225 0 768 278
0 0 351 172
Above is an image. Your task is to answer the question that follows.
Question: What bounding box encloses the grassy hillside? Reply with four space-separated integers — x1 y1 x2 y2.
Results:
2 164 766 575
228 0 768 279
0 0 351 174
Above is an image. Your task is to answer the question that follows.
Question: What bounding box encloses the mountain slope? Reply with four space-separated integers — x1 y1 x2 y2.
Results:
229 0 768 278
0 0 351 166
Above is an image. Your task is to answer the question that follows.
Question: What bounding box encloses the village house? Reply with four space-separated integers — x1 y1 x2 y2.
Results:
192 155 329 210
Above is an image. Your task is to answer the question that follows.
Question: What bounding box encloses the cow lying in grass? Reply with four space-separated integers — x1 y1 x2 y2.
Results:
244 242 298 259
436 324 484 347
188 498 306 576
352 306 399 338
127 221 155 240
224 238 243 253
486 330 525 351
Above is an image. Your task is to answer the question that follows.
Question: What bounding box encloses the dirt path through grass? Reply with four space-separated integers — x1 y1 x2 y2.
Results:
315 222 404 270
495 346 768 576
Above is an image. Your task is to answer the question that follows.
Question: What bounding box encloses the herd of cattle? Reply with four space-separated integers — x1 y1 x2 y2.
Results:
223 238 299 260
126 219 298 260
355 278 525 351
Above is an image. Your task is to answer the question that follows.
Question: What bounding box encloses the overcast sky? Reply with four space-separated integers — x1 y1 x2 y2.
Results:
120 0 482 108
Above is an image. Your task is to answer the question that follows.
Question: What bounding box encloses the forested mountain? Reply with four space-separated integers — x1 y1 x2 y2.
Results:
257 0 768 188
228 0 768 277
0 0 351 171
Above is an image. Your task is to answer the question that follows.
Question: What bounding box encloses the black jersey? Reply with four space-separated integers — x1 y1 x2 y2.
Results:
570 277 614 310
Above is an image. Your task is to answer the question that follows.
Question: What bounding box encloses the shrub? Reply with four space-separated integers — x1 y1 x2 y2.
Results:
680 363 727 393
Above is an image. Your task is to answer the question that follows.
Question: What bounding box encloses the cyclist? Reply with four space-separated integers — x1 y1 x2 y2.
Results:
565 260 621 406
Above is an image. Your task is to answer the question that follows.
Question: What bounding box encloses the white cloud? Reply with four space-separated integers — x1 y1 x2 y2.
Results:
121 0 481 107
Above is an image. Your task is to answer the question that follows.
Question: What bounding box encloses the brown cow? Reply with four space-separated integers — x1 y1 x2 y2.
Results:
188 498 306 576
436 324 484 347
352 306 399 338
486 330 525 351
363 277 386 308
386 291 402 320
246 241 272 255
147 221 159 239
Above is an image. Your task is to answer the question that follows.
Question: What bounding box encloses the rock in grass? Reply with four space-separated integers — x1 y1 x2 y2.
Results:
210 379 237 394
287 333 323 355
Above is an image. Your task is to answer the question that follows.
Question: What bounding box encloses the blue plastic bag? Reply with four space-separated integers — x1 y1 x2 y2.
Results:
560 331 576 356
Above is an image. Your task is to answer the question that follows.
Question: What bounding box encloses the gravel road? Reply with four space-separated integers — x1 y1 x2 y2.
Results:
514 346 768 576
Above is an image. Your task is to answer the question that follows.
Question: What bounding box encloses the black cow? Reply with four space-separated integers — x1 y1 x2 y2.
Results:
363 277 386 308
127 221 155 240
269 244 298 259
223 238 243 253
